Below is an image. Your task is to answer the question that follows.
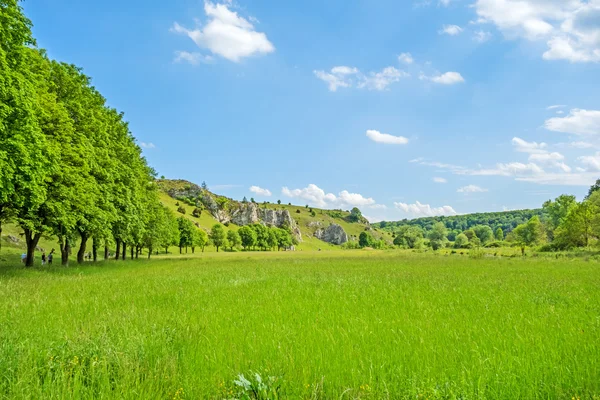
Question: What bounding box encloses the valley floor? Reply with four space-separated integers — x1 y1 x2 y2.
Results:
0 252 599 399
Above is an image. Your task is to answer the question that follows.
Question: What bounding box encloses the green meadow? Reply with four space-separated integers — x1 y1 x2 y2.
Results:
1 251 598 399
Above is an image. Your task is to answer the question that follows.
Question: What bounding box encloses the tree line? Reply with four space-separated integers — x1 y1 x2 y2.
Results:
0 1 178 266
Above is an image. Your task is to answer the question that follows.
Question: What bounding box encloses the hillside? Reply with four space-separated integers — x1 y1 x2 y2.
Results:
373 209 546 234
156 179 390 250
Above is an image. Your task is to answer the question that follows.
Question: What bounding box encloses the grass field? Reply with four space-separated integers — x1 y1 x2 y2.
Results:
0 251 599 399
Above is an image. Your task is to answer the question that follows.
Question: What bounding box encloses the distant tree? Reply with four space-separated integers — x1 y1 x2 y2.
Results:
454 233 469 248
305 204 309 208
288 202 292 206
463 229 476 240
191 228 208 253
473 225 494 244
495 227 504 241
349 207 362 222
227 230 241 251
201 181 208 191
160 175 165 179
586 179 600 199
277 199 281 205
393 226 424 249
310 210 316 217
512 216 546 255
252 224 270 250
251 197 255 204
238 226 257 250
209 224 227 252
267 227 278 250
242 196 248 203
296 209 301 214
275 228 293 250
359 231 374 248
429 222 448 250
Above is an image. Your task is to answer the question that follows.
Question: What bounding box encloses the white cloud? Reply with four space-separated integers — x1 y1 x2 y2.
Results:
512 137 547 154
281 184 378 209
578 153 600 172
139 142 156 149
173 51 213 65
440 25 463 35
547 104 566 110
249 185 272 197
398 52 414 64
366 129 409 145
473 30 493 42
474 0 600 63
423 71 465 85
439 0 452 6
569 141 596 149
433 177 448 183
394 201 458 217
315 66 409 91
171 2 274 62
457 184 488 193
358 67 410 90
545 109 600 135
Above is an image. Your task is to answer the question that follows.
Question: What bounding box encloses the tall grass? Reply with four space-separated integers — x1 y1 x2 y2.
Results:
0 251 598 399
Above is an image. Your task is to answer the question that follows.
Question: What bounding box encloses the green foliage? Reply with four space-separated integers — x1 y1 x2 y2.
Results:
238 226 257 250
392 226 424 249
227 230 241 251
177 206 186 215
348 207 362 223
358 231 374 248
192 207 202 218
473 225 494 245
454 233 469 249
495 227 504 241
428 222 448 251
512 216 546 255
209 224 227 252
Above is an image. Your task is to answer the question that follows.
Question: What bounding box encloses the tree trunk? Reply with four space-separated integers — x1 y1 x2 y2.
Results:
521 247 525 256
148 246 152 259
92 237 98 262
192 247 195 254
135 246 139 259
115 240 121 260
77 232 89 264
59 237 71 266
0 221 3 252
122 243 127 260
130 246 133 260
24 229 42 267
179 246 182 254
104 244 109 260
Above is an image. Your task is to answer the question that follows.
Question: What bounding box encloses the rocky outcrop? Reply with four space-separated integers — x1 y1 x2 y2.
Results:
231 203 260 226
314 224 348 245
201 193 230 223
260 208 302 242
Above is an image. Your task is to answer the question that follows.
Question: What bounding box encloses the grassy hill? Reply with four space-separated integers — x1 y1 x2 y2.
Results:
157 179 390 251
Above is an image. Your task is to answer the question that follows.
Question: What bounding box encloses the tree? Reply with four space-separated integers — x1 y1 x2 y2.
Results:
227 230 241 251
209 224 227 252
359 231 374 248
275 228 293 250
454 233 469 248
512 216 546 255
463 229 476 240
586 179 600 200
192 207 202 217
201 181 208 191
473 225 494 245
277 200 281 205
238 226 257 250
393 226 424 249
178 217 194 253
252 224 270 250
348 207 362 222
428 222 448 250
242 196 248 203
250 197 255 203
192 228 208 253
554 199 596 249
494 227 504 241
543 194 577 239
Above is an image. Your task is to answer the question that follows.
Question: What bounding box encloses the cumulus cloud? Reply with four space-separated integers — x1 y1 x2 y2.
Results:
394 201 458 217
171 2 274 62
579 153 600 172
474 0 600 63
457 184 488 193
440 24 463 35
433 177 448 183
249 185 272 197
173 51 214 65
314 66 409 91
473 30 493 42
545 109 600 135
512 137 548 154
366 130 409 145
422 71 465 84
139 142 156 149
281 184 378 209
398 52 414 64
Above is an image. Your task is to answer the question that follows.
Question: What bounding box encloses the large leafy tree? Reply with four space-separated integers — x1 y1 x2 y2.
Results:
428 222 448 251
238 226 257 250
209 224 227 252
512 216 546 255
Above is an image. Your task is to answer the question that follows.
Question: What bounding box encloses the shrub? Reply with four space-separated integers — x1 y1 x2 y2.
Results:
177 206 186 215
192 208 202 218
296 209 301 214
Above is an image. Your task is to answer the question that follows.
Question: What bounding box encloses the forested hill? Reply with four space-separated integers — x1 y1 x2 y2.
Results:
373 209 545 234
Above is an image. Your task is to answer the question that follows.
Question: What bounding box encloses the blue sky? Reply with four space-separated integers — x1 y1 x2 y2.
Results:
25 0 600 221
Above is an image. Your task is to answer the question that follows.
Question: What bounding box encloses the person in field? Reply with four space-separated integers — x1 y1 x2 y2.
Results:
48 249 55 265
41 252 47 266
21 253 26 263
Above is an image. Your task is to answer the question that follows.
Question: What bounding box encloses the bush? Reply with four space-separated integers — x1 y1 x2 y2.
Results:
485 241 503 248
296 209 301 214
177 206 186 215
192 208 202 218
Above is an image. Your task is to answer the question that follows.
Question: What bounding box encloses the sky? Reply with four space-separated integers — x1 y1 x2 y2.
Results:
24 0 600 222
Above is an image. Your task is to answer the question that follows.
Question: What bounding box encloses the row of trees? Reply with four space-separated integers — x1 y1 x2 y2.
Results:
0 1 179 266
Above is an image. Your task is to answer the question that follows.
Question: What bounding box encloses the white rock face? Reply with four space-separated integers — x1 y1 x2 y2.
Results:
314 224 348 245
231 203 260 226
